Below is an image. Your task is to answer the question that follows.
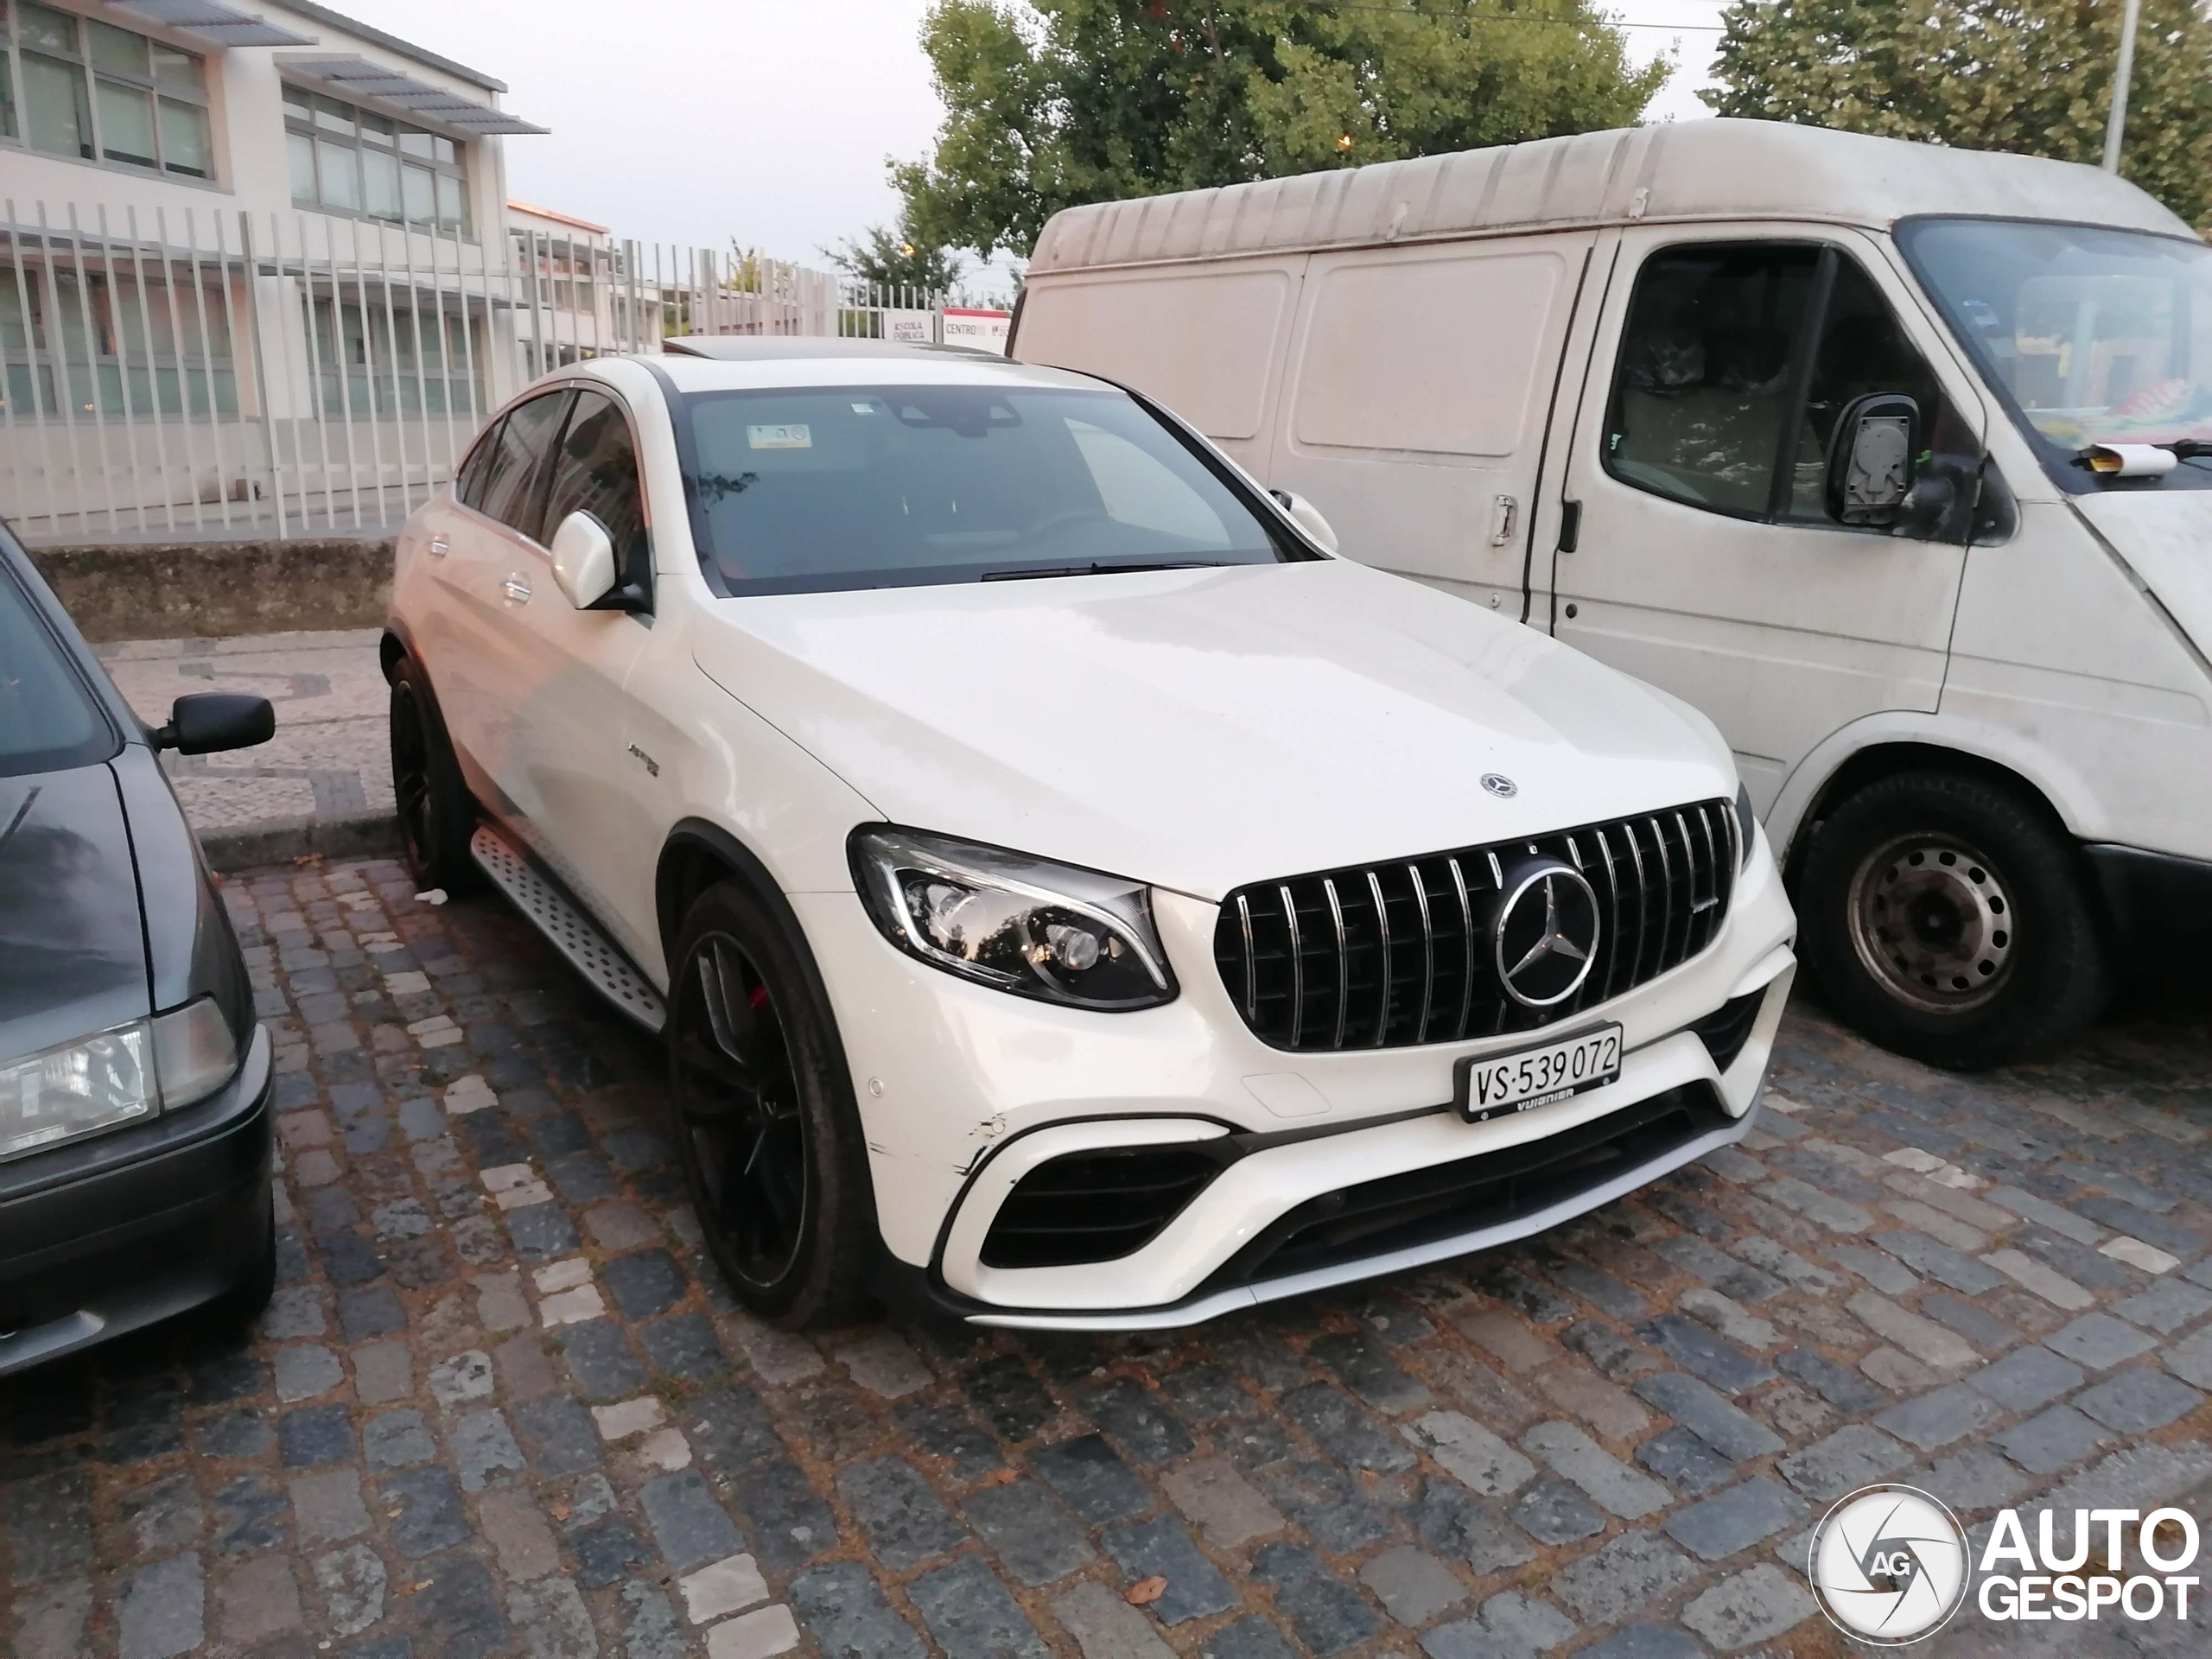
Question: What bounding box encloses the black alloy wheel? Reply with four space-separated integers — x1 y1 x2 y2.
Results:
1800 768 2112 1071
673 931 809 1289
387 656 477 892
667 881 871 1325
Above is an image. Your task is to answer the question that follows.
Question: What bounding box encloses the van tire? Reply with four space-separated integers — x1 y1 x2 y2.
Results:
1800 770 2111 1070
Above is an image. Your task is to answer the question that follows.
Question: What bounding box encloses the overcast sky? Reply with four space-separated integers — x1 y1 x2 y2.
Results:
350 1 1729 293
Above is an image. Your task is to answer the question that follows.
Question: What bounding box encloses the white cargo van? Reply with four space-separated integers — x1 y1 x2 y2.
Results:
1013 118 2212 1070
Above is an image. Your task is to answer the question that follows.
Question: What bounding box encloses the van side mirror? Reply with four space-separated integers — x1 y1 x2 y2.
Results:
550 511 620 609
154 693 274 755
1268 488 1339 554
1824 393 1920 527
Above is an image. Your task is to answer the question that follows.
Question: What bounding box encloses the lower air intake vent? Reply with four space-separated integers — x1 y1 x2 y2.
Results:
1691 991 1765 1074
1198 1084 1730 1293
981 1146 1225 1269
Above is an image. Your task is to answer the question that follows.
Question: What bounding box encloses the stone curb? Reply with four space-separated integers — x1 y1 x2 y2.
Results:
199 806 404 873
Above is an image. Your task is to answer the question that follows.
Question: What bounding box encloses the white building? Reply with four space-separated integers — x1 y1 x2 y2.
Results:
1 0 546 537
0 3 989 540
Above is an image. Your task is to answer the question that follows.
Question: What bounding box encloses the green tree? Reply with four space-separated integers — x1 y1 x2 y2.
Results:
823 219 969 293
1701 0 2212 232
895 0 1671 259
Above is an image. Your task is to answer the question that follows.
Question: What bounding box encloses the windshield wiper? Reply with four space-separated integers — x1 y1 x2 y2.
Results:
980 560 1224 582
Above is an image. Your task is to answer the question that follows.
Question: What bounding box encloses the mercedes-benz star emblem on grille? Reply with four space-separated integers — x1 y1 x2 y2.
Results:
1493 858 1601 1007
1481 773 1517 798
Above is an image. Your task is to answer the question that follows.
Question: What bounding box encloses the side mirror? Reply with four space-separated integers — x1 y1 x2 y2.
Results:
1268 488 1339 554
550 510 619 609
1824 392 1920 527
154 693 274 755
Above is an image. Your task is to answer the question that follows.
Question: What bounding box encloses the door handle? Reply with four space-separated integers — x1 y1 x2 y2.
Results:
501 575 532 605
1489 495 1518 547
428 533 449 558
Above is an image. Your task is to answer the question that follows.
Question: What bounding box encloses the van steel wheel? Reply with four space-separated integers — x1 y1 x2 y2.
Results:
388 657 478 892
1845 832 2016 1013
1801 769 2111 1071
667 881 871 1325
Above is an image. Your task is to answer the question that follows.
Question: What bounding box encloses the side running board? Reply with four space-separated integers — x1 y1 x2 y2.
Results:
470 825 667 1033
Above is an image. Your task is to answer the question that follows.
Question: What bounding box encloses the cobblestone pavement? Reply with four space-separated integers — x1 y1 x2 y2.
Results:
97 631 389 836
5 856 2211 1659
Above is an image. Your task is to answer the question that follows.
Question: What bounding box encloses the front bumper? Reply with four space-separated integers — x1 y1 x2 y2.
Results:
0 1023 273 1376
807 819 1797 1328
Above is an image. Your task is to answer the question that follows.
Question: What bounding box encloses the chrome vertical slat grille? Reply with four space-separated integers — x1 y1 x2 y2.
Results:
1212 798 1738 1052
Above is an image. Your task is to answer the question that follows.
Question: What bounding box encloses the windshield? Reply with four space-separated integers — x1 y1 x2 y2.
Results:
680 384 1296 594
1900 217 2212 493
1 559 115 779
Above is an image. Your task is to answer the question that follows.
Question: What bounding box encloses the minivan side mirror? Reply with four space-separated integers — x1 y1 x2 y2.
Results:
1824 392 1920 527
154 693 274 755
1268 488 1339 554
550 511 620 609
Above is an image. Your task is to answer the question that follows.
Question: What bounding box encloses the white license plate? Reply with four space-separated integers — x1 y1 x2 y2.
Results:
1453 1024 1622 1124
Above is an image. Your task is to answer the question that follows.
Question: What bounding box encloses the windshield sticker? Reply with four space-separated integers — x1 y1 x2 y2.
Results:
747 423 812 449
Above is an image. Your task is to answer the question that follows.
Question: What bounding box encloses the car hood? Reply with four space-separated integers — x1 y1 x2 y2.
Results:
692 559 1736 900
0 764 151 1062
2072 490 2212 658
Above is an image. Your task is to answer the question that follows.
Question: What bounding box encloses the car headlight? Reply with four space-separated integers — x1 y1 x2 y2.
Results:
0 998 240 1163
851 828 1177 1010
1734 782 1757 870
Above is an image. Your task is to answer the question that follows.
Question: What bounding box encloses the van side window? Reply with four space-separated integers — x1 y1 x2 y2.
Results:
1606 245 1820 517
1606 244 1962 530
1781 257 1966 524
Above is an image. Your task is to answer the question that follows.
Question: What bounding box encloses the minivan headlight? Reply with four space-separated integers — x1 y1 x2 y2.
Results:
0 998 240 1163
851 828 1177 1010
1734 783 1757 869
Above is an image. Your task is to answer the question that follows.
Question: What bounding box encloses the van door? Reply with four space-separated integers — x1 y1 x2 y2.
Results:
1269 232 1599 617
1544 228 1987 811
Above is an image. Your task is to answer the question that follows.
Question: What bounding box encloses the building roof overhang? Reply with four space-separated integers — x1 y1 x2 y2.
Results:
276 53 546 136
107 0 316 48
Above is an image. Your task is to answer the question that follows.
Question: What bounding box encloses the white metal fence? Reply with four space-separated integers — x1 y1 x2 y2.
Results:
1 197 984 544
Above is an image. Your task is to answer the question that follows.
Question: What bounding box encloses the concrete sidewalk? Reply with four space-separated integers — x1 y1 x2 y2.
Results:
99 627 398 868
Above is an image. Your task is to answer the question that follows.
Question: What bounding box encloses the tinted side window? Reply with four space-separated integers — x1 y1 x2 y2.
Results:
454 418 505 508
1607 244 1965 531
541 391 649 587
1606 245 1820 517
478 392 572 538
1781 258 1966 523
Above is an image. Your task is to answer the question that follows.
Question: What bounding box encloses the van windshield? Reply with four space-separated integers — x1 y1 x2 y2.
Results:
1900 217 2212 493
679 384 1295 594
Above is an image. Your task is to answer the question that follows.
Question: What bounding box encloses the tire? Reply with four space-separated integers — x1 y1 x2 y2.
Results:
666 880 874 1327
1799 769 2113 1070
389 654 479 893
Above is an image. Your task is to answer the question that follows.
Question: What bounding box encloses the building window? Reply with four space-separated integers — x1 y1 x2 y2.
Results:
0 266 238 420
0 2 213 178
285 84 467 233
307 296 479 419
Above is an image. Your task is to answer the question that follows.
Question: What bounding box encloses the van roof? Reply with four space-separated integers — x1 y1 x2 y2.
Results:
1027 118 2192 276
